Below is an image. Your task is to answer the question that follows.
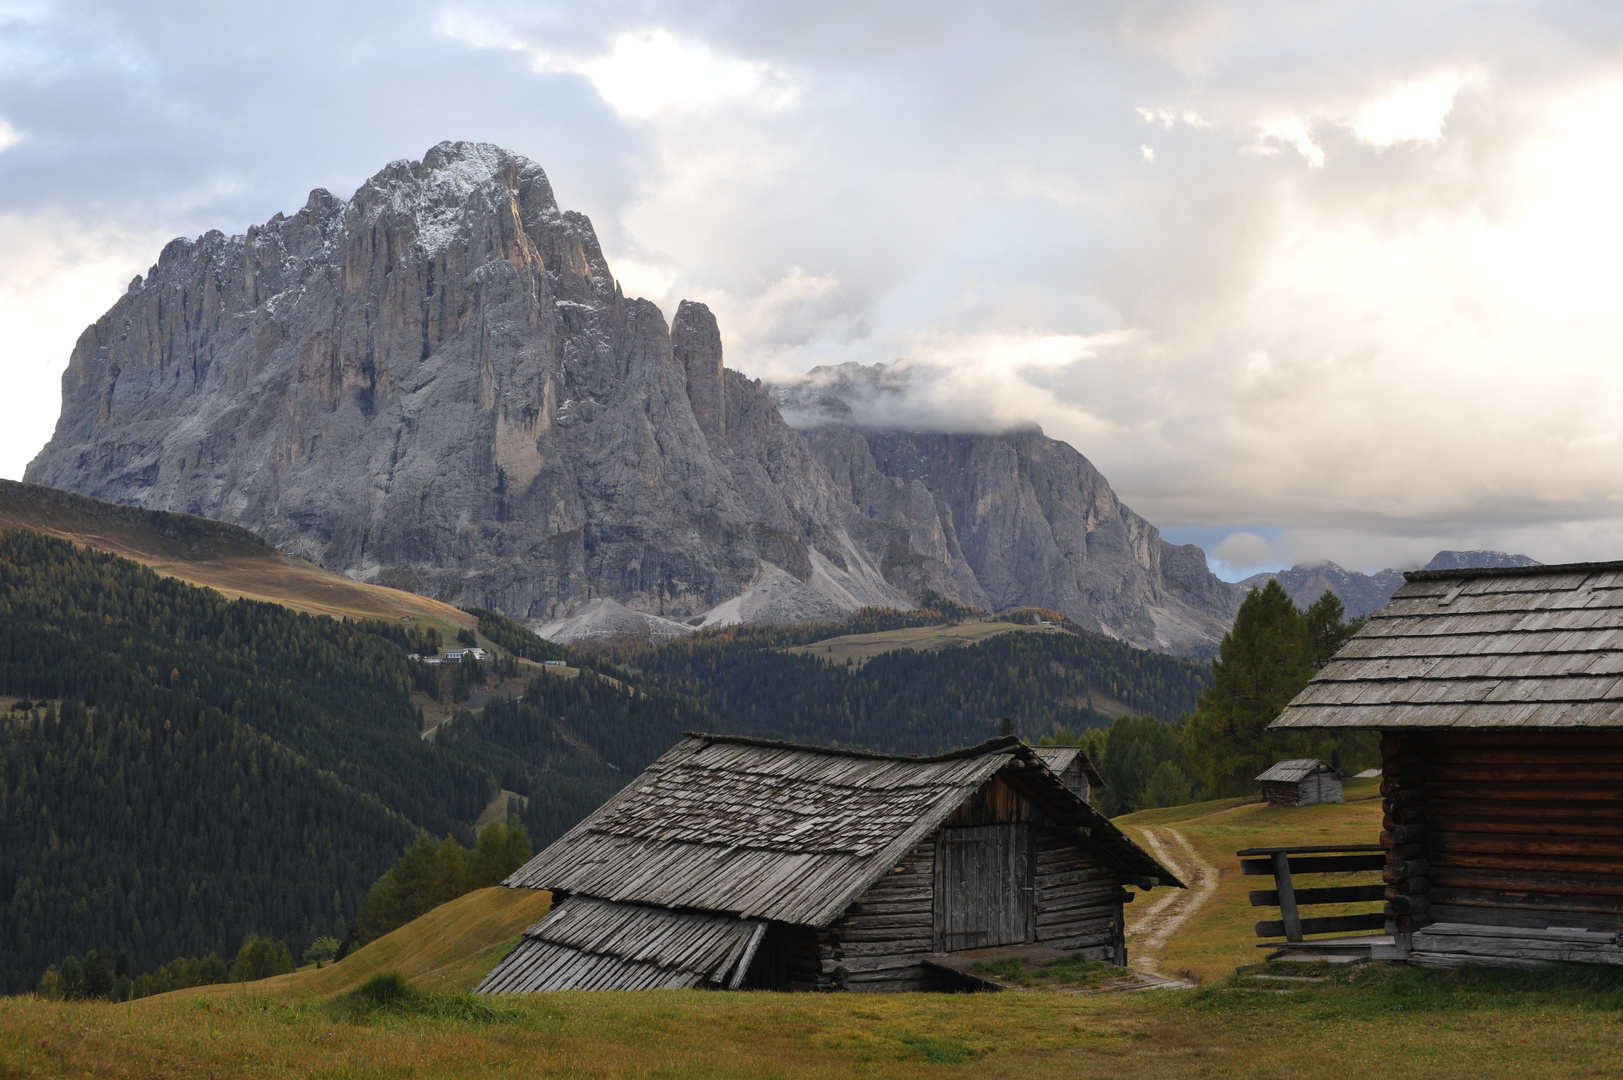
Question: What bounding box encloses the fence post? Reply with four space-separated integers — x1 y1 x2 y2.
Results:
1272 851 1303 943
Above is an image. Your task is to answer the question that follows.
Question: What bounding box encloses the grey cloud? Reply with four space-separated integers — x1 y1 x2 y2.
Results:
5 0 1623 570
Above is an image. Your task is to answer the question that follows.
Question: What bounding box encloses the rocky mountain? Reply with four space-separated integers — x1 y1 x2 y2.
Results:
26 141 1239 653
775 363 1240 651
1242 550 1542 617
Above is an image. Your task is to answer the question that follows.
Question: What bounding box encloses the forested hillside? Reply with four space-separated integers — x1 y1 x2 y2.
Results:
0 529 693 993
602 615 1211 753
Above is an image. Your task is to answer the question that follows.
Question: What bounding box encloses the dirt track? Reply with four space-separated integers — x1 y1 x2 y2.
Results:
1126 828 1219 977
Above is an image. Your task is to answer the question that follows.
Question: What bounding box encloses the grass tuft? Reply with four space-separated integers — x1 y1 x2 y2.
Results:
327 972 514 1025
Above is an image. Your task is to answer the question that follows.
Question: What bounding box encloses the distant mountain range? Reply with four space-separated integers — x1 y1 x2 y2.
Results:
25 141 1238 655
1241 550 1543 617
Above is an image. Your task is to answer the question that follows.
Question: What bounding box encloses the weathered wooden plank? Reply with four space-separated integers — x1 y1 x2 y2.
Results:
1408 936 1623 965
1425 783 1623 803
1426 865 1623 897
1241 854 1386 876
1428 887 1623 916
1249 885 1385 908
1255 913 1386 938
1428 831 1623 859
1428 851 1623 875
1427 903 1623 933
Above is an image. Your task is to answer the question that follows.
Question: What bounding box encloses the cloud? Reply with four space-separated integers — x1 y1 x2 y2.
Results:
435 15 799 122
1250 116 1325 167
561 28 799 121
1212 531 1278 575
5 0 1623 575
1352 74 1463 148
0 117 19 153
0 211 168 482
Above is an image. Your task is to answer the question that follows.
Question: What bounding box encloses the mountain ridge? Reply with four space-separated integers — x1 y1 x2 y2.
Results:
26 141 1238 653
1242 550 1542 617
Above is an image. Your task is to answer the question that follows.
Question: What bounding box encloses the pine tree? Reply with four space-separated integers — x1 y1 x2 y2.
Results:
1184 580 1317 796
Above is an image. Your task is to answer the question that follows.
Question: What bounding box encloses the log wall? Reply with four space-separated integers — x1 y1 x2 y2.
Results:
1033 826 1128 964
1385 729 1623 964
815 830 1130 989
820 840 953 991
1381 733 1433 937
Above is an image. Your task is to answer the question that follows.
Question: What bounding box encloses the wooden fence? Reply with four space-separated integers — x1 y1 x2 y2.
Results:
1238 844 1386 944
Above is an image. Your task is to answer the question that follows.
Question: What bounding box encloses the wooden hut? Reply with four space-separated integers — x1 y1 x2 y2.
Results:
1271 560 1623 968
1256 759 1343 807
477 733 1181 993
1033 746 1104 804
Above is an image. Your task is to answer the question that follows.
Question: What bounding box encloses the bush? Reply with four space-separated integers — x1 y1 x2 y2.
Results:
228 936 295 982
355 972 415 1007
329 972 512 1025
303 937 340 969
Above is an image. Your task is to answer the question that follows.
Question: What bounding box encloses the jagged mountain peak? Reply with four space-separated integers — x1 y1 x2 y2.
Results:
27 142 1239 654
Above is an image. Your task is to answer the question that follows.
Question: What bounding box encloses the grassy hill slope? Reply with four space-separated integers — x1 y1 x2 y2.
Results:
159 886 551 1000
0 480 473 637
1115 776 1385 983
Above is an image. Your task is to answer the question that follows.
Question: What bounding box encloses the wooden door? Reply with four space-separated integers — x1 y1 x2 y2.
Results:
934 824 1033 952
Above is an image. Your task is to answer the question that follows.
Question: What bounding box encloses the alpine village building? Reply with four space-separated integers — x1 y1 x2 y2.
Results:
1255 759 1343 807
477 733 1181 993
1271 560 1623 968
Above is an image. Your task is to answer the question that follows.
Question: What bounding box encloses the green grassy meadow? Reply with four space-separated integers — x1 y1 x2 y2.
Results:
9 778 1623 1078
5 962 1622 1079
1116 775 1388 982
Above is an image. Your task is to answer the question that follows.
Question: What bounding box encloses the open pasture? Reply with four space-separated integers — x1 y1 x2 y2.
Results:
4 960 1620 1079
782 621 1042 666
6 791 1623 1078
0 479 474 636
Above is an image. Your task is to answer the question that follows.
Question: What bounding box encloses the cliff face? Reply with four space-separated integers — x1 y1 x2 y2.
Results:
28 141 1239 651
26 142 921 625
775 365 1242 652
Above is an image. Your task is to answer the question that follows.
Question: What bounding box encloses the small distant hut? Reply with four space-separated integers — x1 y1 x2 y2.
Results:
477 733 1181 993
1271 560 1623 968
1256 759 1343 807
1033 746 1104 804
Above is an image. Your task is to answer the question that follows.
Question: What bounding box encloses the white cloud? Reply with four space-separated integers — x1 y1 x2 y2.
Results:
0 213 167 479
565 29 798 120
1353 74 1462 148
1212 531 1277 574
431 8 527 53
1250 116 1325 167
0 118 20 154
1141 144 1155 163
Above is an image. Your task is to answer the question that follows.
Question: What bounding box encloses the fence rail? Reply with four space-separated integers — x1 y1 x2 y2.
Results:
1237 844 1386 944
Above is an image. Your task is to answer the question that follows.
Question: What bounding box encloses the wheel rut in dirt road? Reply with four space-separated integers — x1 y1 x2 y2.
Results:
1126 828 1218 980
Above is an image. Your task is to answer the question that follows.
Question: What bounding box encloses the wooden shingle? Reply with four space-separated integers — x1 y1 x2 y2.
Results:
1275 562 1623 730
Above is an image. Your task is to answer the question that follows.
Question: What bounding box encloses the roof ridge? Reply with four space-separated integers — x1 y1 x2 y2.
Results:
1404 559 1623 582
680 731 1025 762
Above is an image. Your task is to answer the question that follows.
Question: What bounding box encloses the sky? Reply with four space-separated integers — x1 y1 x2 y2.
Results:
4 1 1623 580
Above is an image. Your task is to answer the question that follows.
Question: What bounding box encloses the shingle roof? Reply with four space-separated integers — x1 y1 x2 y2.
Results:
1255 759 1338 783
475 897 764 993
1033 746 1105 788
502 732 1179 928
1273 561 1623 730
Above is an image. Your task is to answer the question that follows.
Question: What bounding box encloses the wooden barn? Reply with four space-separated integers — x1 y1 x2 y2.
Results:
1272 560 1623 968
477 733 1180 993
1034 746 1104 804
1255 759 1343 807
